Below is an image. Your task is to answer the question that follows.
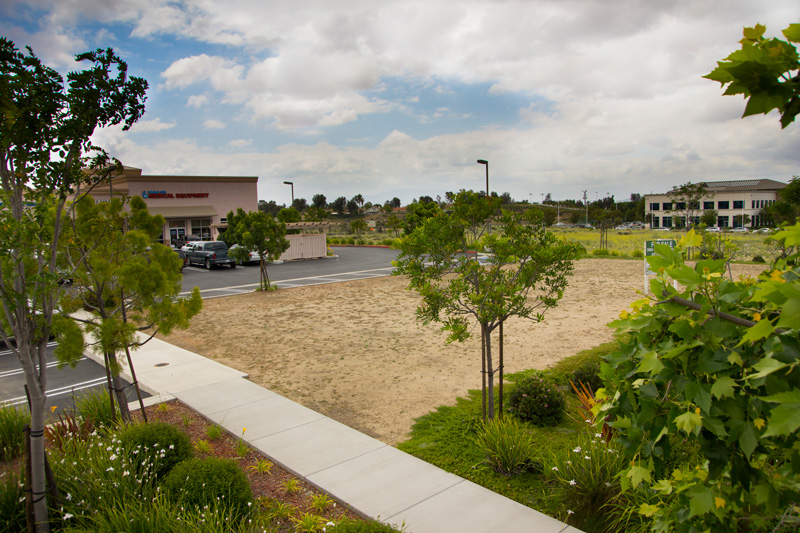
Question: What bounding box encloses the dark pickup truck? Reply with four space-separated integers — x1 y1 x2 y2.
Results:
185 241 237 269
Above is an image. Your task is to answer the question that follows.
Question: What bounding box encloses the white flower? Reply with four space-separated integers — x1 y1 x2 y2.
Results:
551 467 558 471
64 513 74 520
106 467 114 472
595 433 602 438
569 479 577 486
66 493 72 501
573 446 582 453
109 454 117 461
567 509 574 515
585 456 591 460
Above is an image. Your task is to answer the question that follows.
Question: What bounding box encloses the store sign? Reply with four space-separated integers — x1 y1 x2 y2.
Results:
142 191 209 199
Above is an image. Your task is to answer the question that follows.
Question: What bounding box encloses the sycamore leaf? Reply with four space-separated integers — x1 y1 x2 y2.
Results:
711 376 737 399
785 23 800 43
715 496 726 509
627 465 652 489
675 411 702 435
689 485 715 518
739 422 758 458
747 357 788 380
760 390 800 437
776 297 800 330
636 351 665 376
639 503 660 517
652 479 673 495
738 318 775 346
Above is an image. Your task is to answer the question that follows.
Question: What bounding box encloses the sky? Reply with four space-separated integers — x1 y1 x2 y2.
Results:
1 1 798 207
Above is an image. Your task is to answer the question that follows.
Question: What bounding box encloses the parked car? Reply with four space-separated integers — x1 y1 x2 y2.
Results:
229 244 261 265
707 227 721 233
184 241 237 269
654 227 671 231
731 227 749 233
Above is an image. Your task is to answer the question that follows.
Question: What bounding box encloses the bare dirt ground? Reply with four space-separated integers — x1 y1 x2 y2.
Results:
159 259 767 446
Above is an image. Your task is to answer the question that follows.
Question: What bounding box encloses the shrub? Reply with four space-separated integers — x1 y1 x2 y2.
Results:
631 248 644 258
547 432 630 532
44 410 94 452
473 416 539 475
590 248 607 256
506 376 566 427
117 421 192 478
347 238 355 245
356 238 367 245
752 255 766 263
0 469 25 532
0 403 28 461
163 457 252 518
76 388 119 429
570 360 603 394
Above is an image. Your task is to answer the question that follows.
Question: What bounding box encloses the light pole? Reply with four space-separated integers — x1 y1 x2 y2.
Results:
540 193 544 205
283 181 294 204
477 159 489 197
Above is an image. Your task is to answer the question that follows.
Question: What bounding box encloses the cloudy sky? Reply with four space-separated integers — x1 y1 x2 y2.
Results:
2 1 798 206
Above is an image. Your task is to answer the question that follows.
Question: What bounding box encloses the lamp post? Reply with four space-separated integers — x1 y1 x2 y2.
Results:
477 159 488 197
283 181 294 203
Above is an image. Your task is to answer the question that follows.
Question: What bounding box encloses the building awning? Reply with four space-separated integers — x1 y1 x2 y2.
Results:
146 206 217 218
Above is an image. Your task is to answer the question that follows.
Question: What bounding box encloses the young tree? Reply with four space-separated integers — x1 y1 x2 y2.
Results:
224 208 290 290
0 39 147 530
705 23 800 129
386 214 404 237
350 219 368 237
277 206 301 224
65 195 202 421
667 182 709 230
394 191 581 421
700 208 719 227
403 200 441 235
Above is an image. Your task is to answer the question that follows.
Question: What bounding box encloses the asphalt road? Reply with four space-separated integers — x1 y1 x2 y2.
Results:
0 341 147 421
179 245 401 299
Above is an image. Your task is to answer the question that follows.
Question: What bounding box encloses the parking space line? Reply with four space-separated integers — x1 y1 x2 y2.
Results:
5 376 108 406
0 357 89 379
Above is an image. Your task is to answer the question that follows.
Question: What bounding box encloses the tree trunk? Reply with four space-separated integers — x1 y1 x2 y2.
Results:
28 391 49 532
499 320 504 420
112 371 131 422
484 323 495 420
481 326 486 423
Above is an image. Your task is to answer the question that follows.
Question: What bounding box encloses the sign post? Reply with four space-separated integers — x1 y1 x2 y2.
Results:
644 239 677 294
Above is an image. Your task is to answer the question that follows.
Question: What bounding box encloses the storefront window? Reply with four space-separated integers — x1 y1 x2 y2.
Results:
191 219 212 240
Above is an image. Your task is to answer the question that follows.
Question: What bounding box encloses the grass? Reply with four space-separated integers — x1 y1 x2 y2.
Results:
397 340 622 523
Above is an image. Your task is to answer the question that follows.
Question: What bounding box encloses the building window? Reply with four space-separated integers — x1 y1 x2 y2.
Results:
191 218 212 240
733 200 744 209
650 202 660 211
662 202 673 211
718 215 730 228
718 201 730 210
652 216 659 228
663 216 672 228
704 201 715 210
676 202 686 210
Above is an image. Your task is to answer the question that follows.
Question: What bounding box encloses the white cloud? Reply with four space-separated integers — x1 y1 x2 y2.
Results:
203 119 225 129
187 95 209 107
228 139 251 147
129 117 176 133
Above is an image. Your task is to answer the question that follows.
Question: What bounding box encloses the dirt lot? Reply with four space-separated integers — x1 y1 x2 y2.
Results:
159 259 767 445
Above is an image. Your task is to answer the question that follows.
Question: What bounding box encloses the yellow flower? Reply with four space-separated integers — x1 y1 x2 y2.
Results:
769 270 786 283
50 406 57 413
695 407 701 415
242 427 247 434
753 312 762 322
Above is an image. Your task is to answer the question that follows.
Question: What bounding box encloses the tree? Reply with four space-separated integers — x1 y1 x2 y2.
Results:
258 199 282 217
418 195 434 205
543 208 556 226
386 214 404 237
224 208 290 290
394 191 581 421
780 176 800 206
353 194 364 208
0 39 147 530
599 226 800 531
346 197 360 215
700 208 719 227
403 200 441 235
350 219 368 237
65 195 202 422
304 205 329 222
291 197 307 213
705 23 800 129
312 193 327 209
331 196 347 214
667 182 709 230
277 206 301 224
390 197 401 208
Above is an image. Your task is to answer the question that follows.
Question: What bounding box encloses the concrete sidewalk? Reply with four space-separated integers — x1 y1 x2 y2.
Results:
91 335 581 533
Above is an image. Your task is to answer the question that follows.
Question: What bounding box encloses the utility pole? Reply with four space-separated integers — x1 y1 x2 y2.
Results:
583 190 588 226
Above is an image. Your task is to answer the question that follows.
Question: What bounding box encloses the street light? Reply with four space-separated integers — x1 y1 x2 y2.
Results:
477 159 488 197
283 181 294 203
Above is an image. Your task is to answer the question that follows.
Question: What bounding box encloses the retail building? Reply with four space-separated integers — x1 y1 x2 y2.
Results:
645 179 787 229
87 166 258 245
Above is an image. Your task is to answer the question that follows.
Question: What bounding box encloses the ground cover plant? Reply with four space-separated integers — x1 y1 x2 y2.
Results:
0 400 397 532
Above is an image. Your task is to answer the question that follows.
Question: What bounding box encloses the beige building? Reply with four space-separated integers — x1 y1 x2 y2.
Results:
645 179 787 229
88 167 258 245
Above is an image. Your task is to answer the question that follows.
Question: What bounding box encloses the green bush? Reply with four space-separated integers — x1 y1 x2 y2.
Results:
631 248 644 258
473 416 539 475
356 238 367 245
117 421 192 478
163 458 252 517
506 376 566 427
752 255 766 263
570 360 603 393
76 388 119 429
326 518 404 532
590 248 608 256
347 237 355 245
0 403 29 461
0 469 25 532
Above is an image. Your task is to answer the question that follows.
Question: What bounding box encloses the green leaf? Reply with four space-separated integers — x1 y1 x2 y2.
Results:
747 357 788 380
761 390 800 437
782 23 800 43
702 416 728 438
738 318 775 345
639 503 660 517
627 465 652 489
686 381 712 413
688 485 715 518
636 351 665 376
711 376 737 399
739 422 758 458
776 297 800 330
652 479 673 495
668 265 701 288
675 411 702 435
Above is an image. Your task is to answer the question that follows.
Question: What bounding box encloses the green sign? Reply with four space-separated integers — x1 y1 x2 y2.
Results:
644 239 676 275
